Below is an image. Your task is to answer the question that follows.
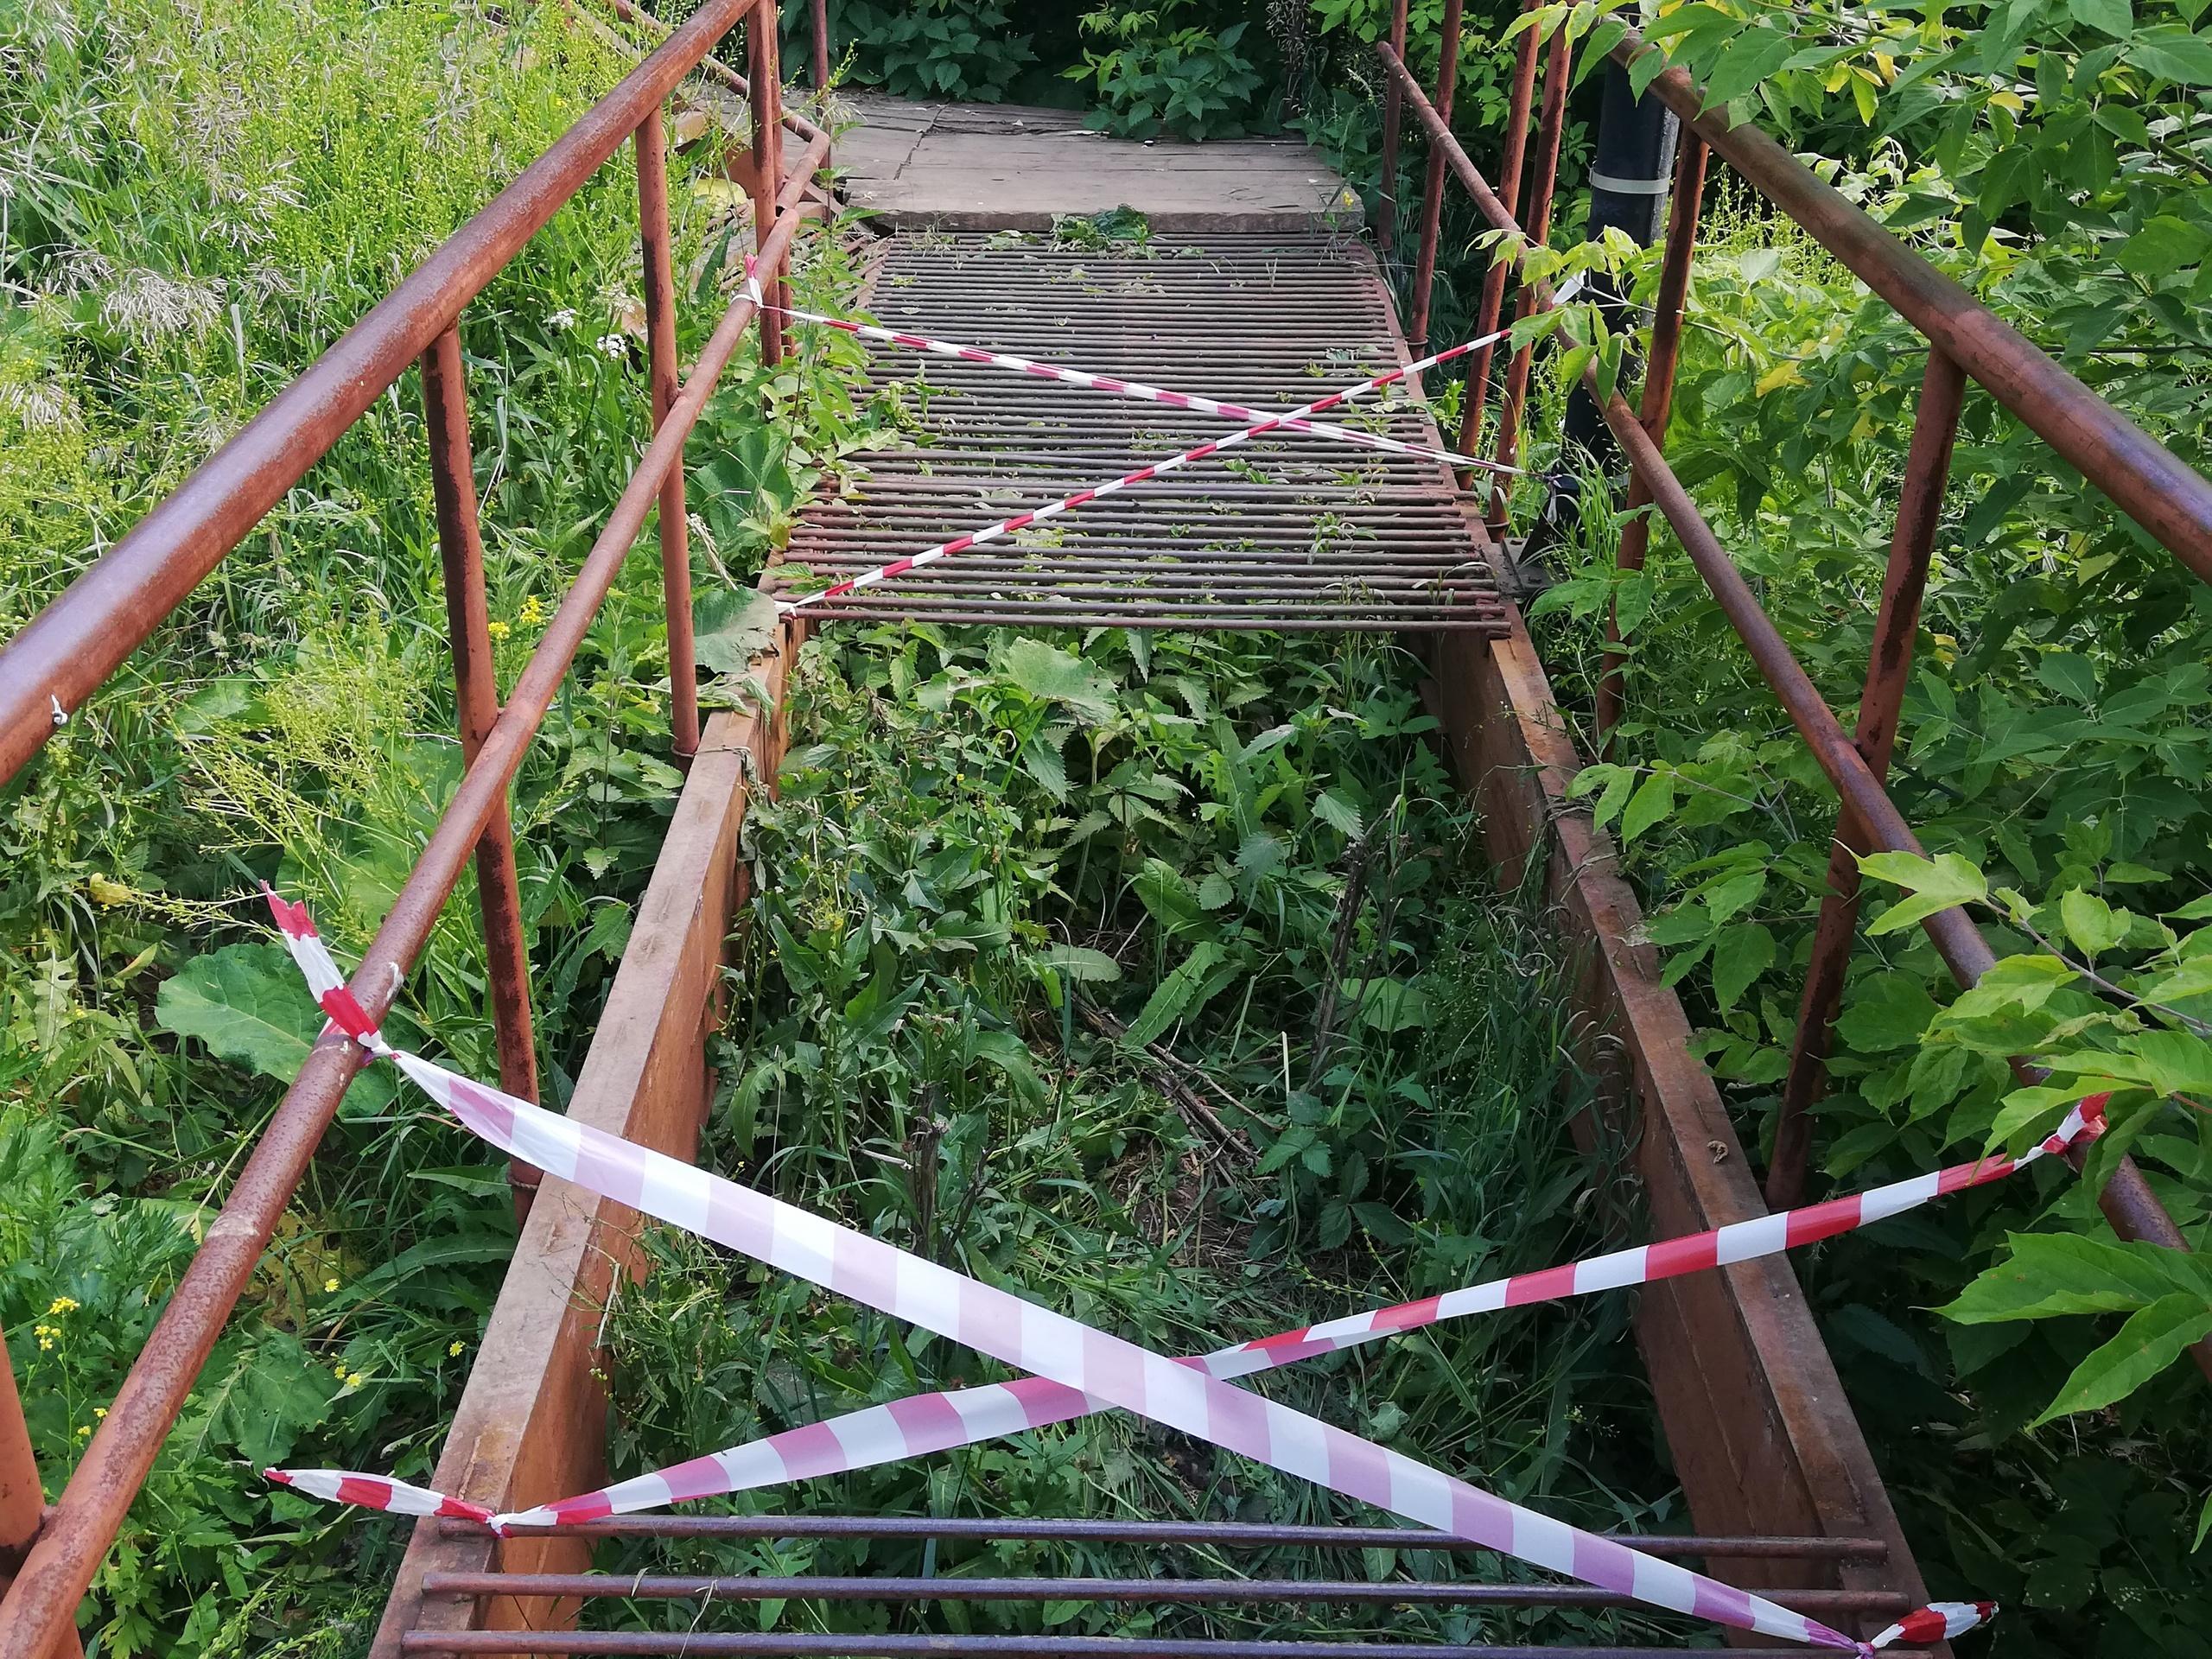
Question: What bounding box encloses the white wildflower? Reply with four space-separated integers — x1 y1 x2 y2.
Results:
595 333 627 360
547 307 578 332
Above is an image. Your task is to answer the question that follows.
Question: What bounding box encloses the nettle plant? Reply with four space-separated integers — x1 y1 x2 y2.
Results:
1067 4 1267 142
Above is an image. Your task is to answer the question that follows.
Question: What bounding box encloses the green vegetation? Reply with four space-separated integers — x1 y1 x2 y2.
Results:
588 621 1675 1648
0 0 814 1649
1294 0 2212 1649
10 0 2212 1652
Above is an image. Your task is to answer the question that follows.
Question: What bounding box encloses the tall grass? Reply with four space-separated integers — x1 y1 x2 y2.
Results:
0 2 812 1650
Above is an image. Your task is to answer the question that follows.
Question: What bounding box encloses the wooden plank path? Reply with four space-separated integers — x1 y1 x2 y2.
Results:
832 93 1365 232
766 232 1510 635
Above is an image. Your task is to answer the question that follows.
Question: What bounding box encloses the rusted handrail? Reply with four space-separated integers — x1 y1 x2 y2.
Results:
0 1 828 1649
1375 27 2211 1379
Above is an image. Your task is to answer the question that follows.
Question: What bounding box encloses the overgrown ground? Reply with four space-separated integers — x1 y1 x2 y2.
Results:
0 1 816 1650
587 620 1688 1649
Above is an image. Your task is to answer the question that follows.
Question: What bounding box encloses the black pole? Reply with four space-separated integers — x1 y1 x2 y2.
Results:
1560 60 1677 466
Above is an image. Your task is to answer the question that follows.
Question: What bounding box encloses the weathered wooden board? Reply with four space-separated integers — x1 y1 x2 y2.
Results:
365 640 796 1659
832 92 1363 233
1424 603 1942 1639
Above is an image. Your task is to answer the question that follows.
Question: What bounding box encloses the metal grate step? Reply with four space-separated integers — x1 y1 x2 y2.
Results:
766 234 1509 635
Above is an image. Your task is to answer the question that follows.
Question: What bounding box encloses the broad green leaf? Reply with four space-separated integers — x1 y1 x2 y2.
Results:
1345 976 1431 1033
2129 1028 2212 1097
1834 972 1941 1052
2035 652 2099 703
1858 851 1987 936
2131 22 2212 85
1021 735 1071 801
1313 790 1363 837
1123 941 1224 1047
1711 923 1776 1010
1941 1231 2212 1324
2058 888 2131 957
2067 0 2131 32
1033 944 1122 984
996 638 1118 723
2032 1294 2212 1424
1620 770 1675 842
1697 24 1795 112
156 943 393 1114
1352 1201 1415 1246
1133 859 1205 934
194 1334 329 1467
2114 215 2212 279
693 588 781 674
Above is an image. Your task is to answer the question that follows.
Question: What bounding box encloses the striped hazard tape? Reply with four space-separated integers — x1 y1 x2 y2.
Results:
259 891 2022 1651
439 1100 2100 1538
743 257 1507 476
766 278 1580 616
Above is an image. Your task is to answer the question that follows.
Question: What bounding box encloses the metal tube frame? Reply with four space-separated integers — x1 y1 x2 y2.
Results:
1406 0 1464 353
421 325 545 1217
1592 132 1707 747
1452 4 1540 480
0 3 823 1651
1374 0 1411 253
1377 29 2209 1376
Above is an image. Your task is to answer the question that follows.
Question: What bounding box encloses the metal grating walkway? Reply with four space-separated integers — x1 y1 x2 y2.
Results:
766 234 1510 633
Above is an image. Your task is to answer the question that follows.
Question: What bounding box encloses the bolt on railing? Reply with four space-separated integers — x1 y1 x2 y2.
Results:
1378 4 2212 1379
0 2 830 1651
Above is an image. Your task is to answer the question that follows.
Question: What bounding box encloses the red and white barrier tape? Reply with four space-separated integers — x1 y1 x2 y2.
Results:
259 891 2011 1651
461 1100 2097 1541
744 258 1506 476
767 278 1580 615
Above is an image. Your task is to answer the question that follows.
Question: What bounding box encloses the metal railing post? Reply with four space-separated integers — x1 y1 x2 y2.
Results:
1765 350 1968 1207
1487 24 1572 527
420 325 544 1220
1406 0 1465 356
747 6 789 366
1594 133 1706 747
1374 0 1412 255
636 105 702 763
0 1340 81 1659
810 0 830 89
1453 7 1541 478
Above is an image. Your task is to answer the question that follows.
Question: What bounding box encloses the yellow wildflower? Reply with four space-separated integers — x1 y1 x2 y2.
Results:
94 1407 107 1419
448 1341 465 1357
486 620 512 641
76 1425 91 1438
46 1295 79 1315
348 1370 365 1386
518 595 545 626
323 1276 340 1294
332 1362 348 1380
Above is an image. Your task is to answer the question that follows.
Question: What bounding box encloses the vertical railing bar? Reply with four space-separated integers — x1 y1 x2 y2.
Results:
1487 23 1573 527
1765 348 1970 1209
1453 5 1542 484
1407 0 1466 356
637 105 701 764
420 324 543 1218
810 0 830 90
747 8 789 367
1375 0 1413 255
0 1336 83 1658
1594 132 1707 747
